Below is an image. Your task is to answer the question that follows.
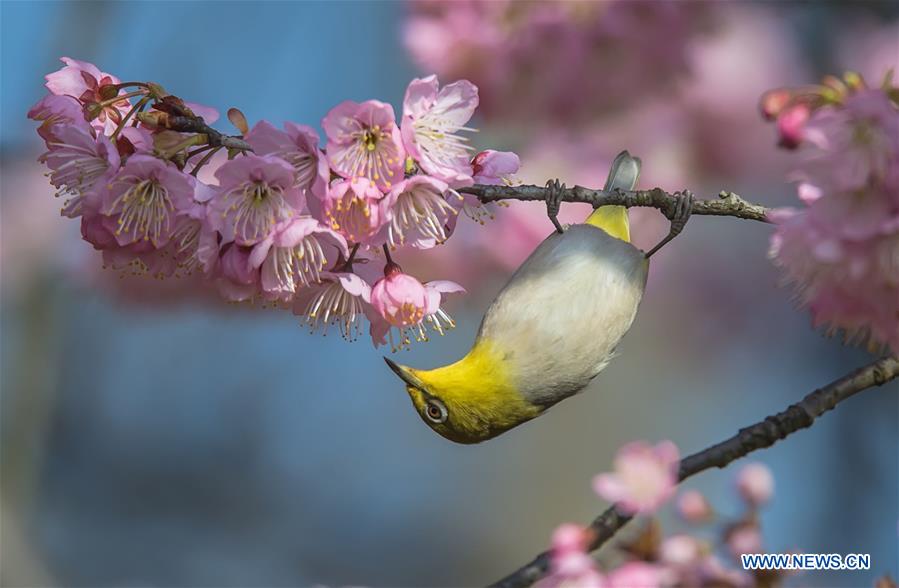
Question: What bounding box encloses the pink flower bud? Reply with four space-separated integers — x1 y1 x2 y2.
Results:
776 103 810 149
759 88 793 121
735 462 774 506
371 269 429 328
676 490 713 523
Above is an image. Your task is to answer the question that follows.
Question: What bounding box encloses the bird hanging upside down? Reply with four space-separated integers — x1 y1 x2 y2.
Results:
386 151 693 443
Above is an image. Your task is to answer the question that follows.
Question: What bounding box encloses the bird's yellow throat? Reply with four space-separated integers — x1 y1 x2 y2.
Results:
585 205 630 242
407 339 541 442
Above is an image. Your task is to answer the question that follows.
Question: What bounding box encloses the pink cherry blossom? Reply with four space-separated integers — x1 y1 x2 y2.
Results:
322 178 389 243
385 175 459 249
99 155 197 247
209 153 304 245
536 524 605 588
215 243 260 302
294 271 372 341
371 267 429 327
246 120 329 200
401 75 478 185
675 490 713 524
323 100 405 191
155 197 218 278
44 57 129 135
27 94 92 142
593 441 680 515
248 217 348 301
735 463 774 507
471 149 520 185
38 123 119 218
369 274 463 351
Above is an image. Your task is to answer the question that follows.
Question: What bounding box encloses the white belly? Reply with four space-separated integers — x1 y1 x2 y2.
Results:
477 224 648 406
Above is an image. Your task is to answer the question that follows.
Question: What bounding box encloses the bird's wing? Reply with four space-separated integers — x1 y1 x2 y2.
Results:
584 150 642 243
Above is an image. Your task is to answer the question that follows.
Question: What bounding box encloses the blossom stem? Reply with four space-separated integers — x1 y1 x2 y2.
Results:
110 95 151 141
160 134 205 160
96 89 146 108
189 146 223 177
346 243 360 266
489 355 899 588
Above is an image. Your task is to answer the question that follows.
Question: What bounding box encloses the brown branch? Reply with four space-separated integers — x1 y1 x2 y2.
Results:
489 356 899 588
461 184 772 224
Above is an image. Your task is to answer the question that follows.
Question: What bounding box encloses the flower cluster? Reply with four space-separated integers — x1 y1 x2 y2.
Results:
29 58 520 350
404 0 715 125
765 72 899 353
540 447 783 588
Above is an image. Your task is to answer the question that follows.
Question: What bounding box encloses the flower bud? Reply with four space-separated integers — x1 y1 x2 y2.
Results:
759 89 792 121
736 462 774 506
676 489 713 523
776 103 810 149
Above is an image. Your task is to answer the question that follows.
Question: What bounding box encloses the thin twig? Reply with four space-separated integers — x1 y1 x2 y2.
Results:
488 356 899 588
461 184 771 224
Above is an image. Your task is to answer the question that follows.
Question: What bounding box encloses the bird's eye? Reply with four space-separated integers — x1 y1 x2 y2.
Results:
424 398 448 424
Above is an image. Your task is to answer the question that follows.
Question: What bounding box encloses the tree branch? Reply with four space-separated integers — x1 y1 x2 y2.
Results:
489 356 899 588
461 184 772 224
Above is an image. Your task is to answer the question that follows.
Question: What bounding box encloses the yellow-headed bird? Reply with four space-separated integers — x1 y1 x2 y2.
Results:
386 151 692 443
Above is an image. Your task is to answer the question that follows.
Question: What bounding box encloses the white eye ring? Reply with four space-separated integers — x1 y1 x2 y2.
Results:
424 398 448 424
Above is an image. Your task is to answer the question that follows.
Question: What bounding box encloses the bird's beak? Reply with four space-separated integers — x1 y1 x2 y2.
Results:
383 357 425 389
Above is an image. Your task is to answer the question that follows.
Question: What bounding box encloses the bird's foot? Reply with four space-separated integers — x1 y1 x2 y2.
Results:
645 190 694 258
545 179 566 234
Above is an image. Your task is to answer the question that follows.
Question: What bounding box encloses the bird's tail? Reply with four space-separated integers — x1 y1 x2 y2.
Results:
585 150 641 243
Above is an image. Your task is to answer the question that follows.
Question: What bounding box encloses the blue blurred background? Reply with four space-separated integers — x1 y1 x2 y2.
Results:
1 2 896 586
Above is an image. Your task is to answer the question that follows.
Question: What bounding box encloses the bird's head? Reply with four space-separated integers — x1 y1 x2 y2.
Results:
384 345 541 444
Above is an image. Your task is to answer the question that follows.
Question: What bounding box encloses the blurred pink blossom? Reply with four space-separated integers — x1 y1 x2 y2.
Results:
775 103 810 149
404 1 714 124
769 89 899 352
606 561 664 588
323 100 405 191
536 524 605 588
735 462 775 507
675 490 713 524
659 534 701 568
593 441 680 515
726 524 762 557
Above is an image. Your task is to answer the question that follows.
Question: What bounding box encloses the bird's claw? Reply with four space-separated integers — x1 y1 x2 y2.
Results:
645 190 694 259
545 179 565 234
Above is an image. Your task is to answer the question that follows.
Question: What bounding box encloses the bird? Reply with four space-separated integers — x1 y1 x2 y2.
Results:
385 151 693 443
